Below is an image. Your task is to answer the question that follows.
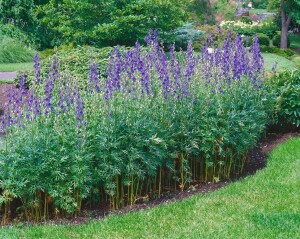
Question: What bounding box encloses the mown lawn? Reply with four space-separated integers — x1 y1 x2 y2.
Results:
262 53 297 71
1 137 299 239
249 9 274 14
0 62 33 72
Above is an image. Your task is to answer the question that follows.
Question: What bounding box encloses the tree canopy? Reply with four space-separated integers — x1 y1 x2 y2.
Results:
35 0 190 47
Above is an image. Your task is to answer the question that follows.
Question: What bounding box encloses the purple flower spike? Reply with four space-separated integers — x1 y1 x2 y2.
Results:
34 53 41 84
89 61 101 93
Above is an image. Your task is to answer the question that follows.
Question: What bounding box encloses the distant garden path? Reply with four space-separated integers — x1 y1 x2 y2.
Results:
0 72 17 80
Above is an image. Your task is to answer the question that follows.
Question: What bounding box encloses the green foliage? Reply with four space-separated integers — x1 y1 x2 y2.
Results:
0 39 275 221
0 35 34 63
0 0 35 28
197 25 236 47
260 46 296 58
240 16 253 25
172 23 205 50
23 45 117 87
36 0 189 47
212 0 235 20
0 23 35 47
273 33 291 48
256 33 270 46
1 136 299 238
289 34 300 48
271 69 300 127
188 0 215 25
252 0 269 9
268 0 300 24
221 18 278 39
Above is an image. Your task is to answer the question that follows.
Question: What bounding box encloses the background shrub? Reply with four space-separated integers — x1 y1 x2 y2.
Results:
0 35 34 63
256 33 270 46
260 46 296 58
221 18 278 39
0 23 36 48
273 33 291 48
252 0 268 9
197 25 236 48
271 70 300 127
22 45 117 87
172 23 205 51
240 16 253 25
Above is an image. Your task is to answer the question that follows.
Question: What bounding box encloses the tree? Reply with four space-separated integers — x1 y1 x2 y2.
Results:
269 0 300 49
36 0 190 47
0 0 35 28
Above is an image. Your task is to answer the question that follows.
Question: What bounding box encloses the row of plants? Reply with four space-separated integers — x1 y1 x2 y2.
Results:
0 30 278 224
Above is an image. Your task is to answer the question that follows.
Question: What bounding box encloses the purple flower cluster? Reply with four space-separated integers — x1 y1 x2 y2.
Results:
199 30 264 89
1 54 86 135
89 61 101 94
1 29 265 136
34 53 41 84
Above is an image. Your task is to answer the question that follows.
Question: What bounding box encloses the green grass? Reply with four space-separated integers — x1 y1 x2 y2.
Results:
0 36 34 64
0 62 33 72
0 79 14 84
290 34 300 49
290 55 300 67
262 53 297 71
1 137 299 239
249 9 274 14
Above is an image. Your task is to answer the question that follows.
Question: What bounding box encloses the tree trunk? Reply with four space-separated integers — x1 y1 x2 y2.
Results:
280 0 292 49
281 25 288 49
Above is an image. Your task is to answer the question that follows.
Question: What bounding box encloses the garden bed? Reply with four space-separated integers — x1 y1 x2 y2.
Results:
0 31 298 225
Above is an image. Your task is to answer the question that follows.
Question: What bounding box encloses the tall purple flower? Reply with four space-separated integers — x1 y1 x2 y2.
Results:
89 61 101 93
34 52 41 84
251 34 264 74
75 92 85 127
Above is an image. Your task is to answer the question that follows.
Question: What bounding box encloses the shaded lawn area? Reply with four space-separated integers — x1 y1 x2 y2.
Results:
1 137 299 239
290 34 300 49
262 53 297 71
0 62 33 72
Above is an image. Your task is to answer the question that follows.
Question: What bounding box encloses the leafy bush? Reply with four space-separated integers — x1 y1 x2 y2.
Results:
172 23 204 50
0 35 34 63
0 32 274 222
22 45 118 87
252 0 268 9
221 19 278 39
260 46 296 58
36 0 189 47
272 34 291 48
256 33 270 46
197 25 236 48
0 23 35 47
240 16 253 25
271 70 300 127
212 0 235 20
